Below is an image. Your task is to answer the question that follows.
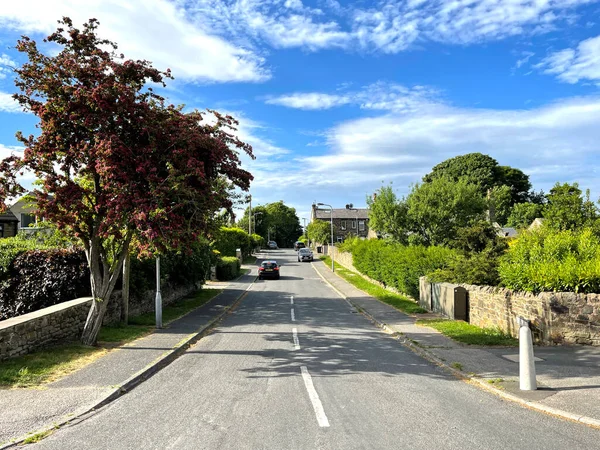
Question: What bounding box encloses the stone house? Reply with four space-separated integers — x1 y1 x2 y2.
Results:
311 204 372 243
0 210 19 238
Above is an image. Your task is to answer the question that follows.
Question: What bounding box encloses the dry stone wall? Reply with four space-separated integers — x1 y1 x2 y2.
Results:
0 281 201 361
420 277 600 345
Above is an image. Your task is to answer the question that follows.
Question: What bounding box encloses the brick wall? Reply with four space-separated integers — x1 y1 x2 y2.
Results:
0 281 201 361
420 277 600 345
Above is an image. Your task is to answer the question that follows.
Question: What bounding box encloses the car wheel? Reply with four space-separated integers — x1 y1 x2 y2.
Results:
276 274 280 279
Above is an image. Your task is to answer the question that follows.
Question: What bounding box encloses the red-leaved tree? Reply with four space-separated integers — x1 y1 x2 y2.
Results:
0 18 254 345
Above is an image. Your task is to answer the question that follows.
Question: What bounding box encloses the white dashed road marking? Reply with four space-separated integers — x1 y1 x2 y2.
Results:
300 366 330 427
291 308 296 322
292 327 300 350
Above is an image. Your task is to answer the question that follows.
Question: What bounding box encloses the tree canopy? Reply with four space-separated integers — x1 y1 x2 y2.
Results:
0 18 254 344
366 184 409 244
423 153 531 205
238 201 301 247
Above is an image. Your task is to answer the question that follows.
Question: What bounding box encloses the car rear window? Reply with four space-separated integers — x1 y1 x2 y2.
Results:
262 262 278 269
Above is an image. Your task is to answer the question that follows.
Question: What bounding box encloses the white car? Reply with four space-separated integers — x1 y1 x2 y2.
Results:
297 248 314 262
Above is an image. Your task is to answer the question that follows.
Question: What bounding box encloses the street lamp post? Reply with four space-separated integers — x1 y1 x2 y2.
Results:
317 203 334 273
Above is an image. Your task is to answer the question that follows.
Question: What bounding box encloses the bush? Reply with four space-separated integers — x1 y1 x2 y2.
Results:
499 227 600 293
429 221 508 286
216 256 240 281
342 238 456 298
250 233 265 250
212 227 253 257
128 239 211 297
0 248 91 320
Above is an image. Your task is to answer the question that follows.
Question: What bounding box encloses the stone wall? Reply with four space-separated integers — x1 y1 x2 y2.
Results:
0 281 202 361
420 277 600 345
329 247 359 273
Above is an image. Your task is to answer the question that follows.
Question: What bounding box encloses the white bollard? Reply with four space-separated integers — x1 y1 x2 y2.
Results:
518 317 537 391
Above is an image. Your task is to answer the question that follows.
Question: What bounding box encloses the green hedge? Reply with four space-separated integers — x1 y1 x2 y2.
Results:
212 227 253 257
216 256 240 281
341 238 455 298
499 227 600 293
0 234 212 320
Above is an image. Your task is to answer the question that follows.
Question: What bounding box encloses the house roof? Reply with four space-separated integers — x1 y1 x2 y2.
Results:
314 208 369 220
498 227 518 238
0 210 19 222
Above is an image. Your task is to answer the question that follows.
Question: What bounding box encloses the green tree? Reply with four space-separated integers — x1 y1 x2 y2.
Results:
366 184 409 244
406 177 486 246
544 183 598 231
487 185 513 225
423 153 531 205
238 201 301 248
306 220 331 245
506 202 544 229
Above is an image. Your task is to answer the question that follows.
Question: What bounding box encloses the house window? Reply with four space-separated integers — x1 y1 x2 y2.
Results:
20 213 36 228
340 220 346 230
352 220 356 229
337 236 344 243
359 220 365 232
0 224 4 237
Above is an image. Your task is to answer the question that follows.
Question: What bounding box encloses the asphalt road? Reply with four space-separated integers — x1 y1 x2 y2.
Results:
32 250 600 449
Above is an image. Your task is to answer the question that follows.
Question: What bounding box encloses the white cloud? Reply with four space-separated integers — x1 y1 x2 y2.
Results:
515 51 535 69
0 54 17 80
0 91 22 113
538 35 600 83
0 0 269 83
265 82 439 111
250 96 600 207
266 92 351 109
186 0 594 54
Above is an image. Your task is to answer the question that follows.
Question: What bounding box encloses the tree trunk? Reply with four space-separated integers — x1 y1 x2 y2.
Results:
81 294 110 346
80 233 132 346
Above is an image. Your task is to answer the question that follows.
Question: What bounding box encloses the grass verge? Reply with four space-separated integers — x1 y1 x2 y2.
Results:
0 345 107 388
320 256 426 314
127 288 222 326
0 288 223 389
416 319 518 346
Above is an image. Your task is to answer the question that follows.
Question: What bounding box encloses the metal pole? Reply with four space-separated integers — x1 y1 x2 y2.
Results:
248 196 252 235
518 317 537 390
330 212 334 272
155 256 162 329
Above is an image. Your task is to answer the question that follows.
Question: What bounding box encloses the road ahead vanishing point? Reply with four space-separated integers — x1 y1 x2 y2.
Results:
29 250 600 450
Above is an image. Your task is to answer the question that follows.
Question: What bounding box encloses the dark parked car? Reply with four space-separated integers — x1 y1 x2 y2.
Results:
294 241 306 250
297 248 313 262
258 260 280 279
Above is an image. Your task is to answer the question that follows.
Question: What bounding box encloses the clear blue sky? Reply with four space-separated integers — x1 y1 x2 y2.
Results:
1 0 600 221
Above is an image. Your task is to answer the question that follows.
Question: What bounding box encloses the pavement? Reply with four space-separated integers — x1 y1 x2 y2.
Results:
311 259 600 428
0 267 257 448
2 254 600 447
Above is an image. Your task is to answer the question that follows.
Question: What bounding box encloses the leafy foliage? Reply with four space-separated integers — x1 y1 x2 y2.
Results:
544 183 598 232
341 238 456 298
366 184 409 243
216 256 241 281
306 220 332 245
499 227 600 293
212 227 253 257
406 177 486 246
0 249 90 320
506 202 545 229
0 18 254 344
423 153 531 204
